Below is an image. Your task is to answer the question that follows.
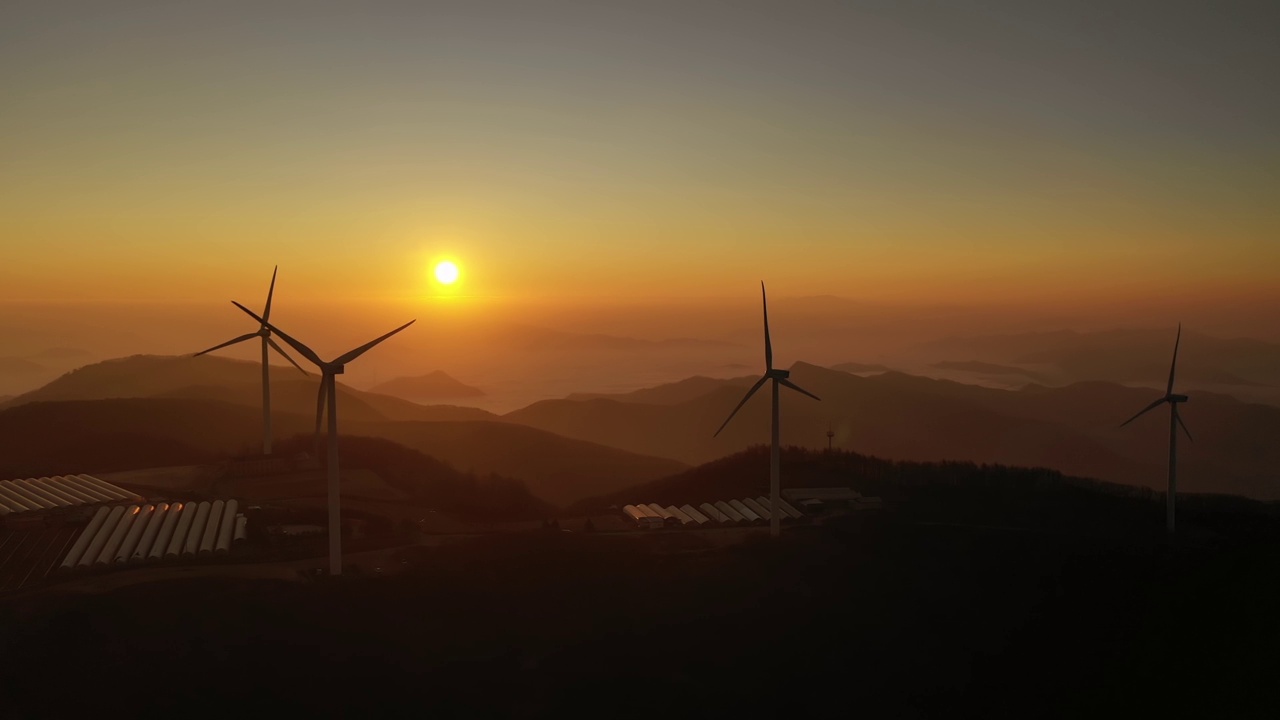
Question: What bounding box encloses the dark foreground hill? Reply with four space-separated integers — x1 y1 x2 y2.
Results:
0 399 550 521
572 445 1150 516
3 509 1278 717
362 420 687 506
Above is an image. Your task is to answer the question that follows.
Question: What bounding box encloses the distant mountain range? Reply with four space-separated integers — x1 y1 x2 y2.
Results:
0 347 96 396
5 351 1278 505
930 360 1046 383
567 375 756 405
0 354 498 424
0 355 687 506
0 400 553 521
368 371 485 402
830 361 895 375
504 362 1280 500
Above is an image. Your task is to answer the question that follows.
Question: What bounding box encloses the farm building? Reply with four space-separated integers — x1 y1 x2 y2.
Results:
619 497 807 529
0 474 147 592
59 499 245 572
0 474 142 526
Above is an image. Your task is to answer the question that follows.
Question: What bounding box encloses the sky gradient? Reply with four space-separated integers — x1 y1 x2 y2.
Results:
1 1 1277 310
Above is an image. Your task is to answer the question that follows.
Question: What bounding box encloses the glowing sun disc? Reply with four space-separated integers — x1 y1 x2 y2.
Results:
434 261 459 284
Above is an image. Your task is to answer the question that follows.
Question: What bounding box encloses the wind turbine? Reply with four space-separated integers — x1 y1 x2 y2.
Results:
193 266 307 455
232 301 414 576
714 282 820 538
1120 323 1192 540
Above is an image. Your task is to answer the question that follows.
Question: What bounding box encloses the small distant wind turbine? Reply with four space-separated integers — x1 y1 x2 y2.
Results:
714 282 820 538
193 266 307 455
1121 323 1192 540
232 301 414 576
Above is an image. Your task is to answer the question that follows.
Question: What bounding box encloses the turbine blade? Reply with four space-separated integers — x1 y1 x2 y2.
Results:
1176 409 1193 442
714 376 768 437
1120 397 1166 428
267 337 308 376
232 301 323 367
761 281 773 370
191 332 258 357
263 265 278 322
779 377 821 401
1166 322 1181 396
334 320 416 366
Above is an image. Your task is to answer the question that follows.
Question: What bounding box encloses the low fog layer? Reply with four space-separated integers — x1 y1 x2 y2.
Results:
1 294 1277 410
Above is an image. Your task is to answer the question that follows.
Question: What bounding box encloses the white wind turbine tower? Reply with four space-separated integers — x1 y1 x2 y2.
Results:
193 266 307 455
1120 323 1192 540
714 282 821 538
233 301 414 576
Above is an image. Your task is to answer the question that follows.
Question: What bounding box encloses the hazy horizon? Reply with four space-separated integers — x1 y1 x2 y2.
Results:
4 291 1278 412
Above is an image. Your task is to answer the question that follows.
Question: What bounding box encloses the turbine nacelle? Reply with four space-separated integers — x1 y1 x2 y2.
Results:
714 281 821 539
229 298 415 577
1168 394 1188 403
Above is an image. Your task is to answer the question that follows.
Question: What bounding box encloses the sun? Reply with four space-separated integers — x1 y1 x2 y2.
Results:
434 260 460 285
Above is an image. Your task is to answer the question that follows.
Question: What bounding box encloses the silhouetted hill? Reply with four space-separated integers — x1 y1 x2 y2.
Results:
272 435 553 521
931 360 1045 382
506 362 1280 500
157 379 494 424
360 421 687 506
0 354 498 423
830 361 894 374
566 375 755 404
0 357 45 375
0 356 58 396
368 371 485 401
573 445 1144 514
0 348 93 395
0 399 549 520
0 397 304 478
0 396 682 507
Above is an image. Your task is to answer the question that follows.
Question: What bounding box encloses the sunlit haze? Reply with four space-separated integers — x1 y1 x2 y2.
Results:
1 1 1276 312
